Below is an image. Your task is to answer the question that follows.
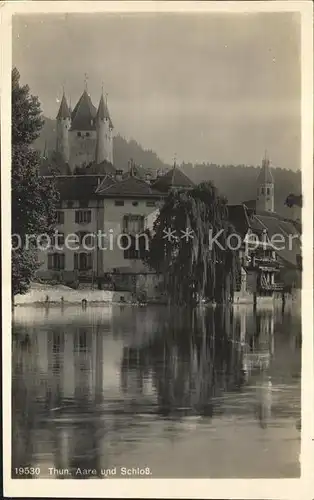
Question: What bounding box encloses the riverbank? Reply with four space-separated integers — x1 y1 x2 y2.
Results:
13 282 133 306
13 282 301 308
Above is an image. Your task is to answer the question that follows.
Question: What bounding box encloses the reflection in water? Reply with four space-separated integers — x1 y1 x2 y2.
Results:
12 304 301 478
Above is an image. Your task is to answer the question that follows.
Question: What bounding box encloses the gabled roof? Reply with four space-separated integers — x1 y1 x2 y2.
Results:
71 90 97 131
96 175 163 198
95 175 116 193
152 166 194 192
56 94 71 120
253 212 301 268
53 175 105 200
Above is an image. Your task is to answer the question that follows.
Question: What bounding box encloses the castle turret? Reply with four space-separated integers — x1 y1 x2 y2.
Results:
256 152 274 213
95 91 113 165
56 92 71 164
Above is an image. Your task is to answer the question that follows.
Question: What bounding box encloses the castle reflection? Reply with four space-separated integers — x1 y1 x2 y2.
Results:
12 304 301 478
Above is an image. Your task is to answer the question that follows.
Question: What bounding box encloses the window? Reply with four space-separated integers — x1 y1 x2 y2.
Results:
77 132 82 137
76 231 93 246
54 232 65 246
146 201 156 207
67 200 74 209
86 132 90 137
56 211 64 224
74 252 93 270
122 235 147 260
48 253 65 270
123 214 144 234
266 187 270 195
75 210 91 224
132 201 139 207
115 200 124 206
260 187 265 195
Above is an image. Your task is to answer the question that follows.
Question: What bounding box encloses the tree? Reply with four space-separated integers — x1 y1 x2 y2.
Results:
12 68 59 296
145 182 240 306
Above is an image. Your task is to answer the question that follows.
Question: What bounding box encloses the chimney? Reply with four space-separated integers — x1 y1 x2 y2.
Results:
145 171 152 183
115 169 123 182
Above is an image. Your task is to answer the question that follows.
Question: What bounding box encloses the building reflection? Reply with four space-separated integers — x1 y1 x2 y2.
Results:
11 304 300 476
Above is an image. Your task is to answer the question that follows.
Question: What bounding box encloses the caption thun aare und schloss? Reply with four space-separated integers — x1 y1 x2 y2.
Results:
47 467 152 477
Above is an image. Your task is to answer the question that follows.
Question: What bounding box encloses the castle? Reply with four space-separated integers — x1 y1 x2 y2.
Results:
36 82 301 299
55 86 114 172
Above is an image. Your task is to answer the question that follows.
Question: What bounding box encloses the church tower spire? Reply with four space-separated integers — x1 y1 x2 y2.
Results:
56 90 71 164
95 86 114 164
256 151 274 213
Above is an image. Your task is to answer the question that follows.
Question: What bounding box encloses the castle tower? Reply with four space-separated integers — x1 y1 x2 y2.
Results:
95 91 114 165
56 92 71 164
256 152 274 213
68 85 98 171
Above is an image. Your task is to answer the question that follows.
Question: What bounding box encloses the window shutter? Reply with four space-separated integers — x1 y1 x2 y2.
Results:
48 254 53 270
87 211 91 223
123 215 127 232
87 253 92 270
61 254 65 270
74 253 78 270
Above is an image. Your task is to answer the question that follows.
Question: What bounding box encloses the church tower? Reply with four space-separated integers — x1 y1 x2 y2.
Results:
95 91 114 165
256 152 274 213
56 92 71 164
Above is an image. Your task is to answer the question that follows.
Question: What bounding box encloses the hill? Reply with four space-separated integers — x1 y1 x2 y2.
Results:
35 117 301 217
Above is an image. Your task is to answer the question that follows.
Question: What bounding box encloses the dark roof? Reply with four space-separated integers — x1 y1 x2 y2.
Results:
97 175 163 198
227 204 251 238
54 175 105 200
257 158 274 184
253 213 301 268
152 166 194 192
242 199 257 211
71 90 97 131
96 94 114 129
56 94 71 119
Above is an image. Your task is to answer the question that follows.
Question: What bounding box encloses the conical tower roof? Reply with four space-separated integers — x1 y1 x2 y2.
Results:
71 89 97 131
96 92 114 129
56 93 71 119
257 155 274 184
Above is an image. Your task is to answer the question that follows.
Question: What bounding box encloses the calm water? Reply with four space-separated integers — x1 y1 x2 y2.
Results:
12 303 301 478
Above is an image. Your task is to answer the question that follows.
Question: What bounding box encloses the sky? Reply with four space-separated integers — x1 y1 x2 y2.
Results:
12 12 301 170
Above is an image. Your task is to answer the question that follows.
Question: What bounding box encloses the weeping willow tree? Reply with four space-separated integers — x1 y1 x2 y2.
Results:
145 182 240 306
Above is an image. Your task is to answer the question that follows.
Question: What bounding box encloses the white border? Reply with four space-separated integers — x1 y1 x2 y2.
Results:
1 2 313 498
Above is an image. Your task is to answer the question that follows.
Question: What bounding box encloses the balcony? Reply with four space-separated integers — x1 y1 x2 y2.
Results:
260 281 284 292
247 256 280 270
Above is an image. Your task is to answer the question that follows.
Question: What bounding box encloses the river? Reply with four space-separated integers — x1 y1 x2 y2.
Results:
11 302 301 478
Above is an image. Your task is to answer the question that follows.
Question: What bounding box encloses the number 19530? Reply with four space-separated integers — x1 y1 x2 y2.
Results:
14 467 41 476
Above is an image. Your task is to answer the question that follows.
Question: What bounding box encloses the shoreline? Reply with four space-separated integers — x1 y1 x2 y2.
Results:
12 283 300 308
